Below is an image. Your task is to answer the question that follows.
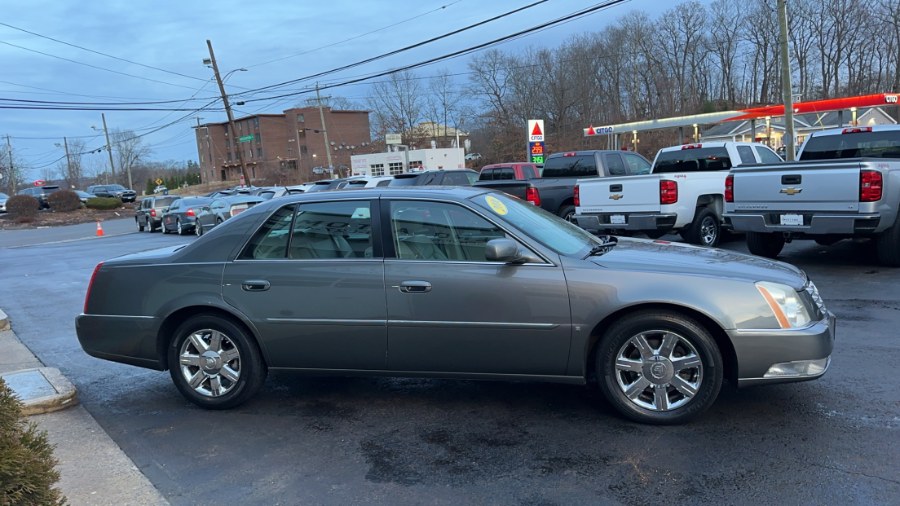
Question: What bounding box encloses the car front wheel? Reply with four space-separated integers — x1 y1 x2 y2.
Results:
195 222 204 236
168 314 266 409
176 219 184 235
596 311 723 425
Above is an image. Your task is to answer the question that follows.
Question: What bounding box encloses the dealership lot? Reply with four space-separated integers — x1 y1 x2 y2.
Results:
0 222 897 504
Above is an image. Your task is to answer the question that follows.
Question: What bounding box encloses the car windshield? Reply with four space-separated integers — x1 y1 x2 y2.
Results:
469 191 602 256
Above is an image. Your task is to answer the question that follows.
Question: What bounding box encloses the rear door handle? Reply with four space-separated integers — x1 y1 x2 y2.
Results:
241 280 271 291
396 281 432 294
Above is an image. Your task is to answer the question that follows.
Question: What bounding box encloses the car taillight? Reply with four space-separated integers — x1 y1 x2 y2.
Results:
725 174 734 203
525 187 541 207
574 185 580 207
186 208 195 217
860 170 883 202
660 180 678 204
84 262 103 314
150 209 157 217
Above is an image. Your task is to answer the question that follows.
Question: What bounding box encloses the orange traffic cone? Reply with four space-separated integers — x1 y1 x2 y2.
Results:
96 221 104 237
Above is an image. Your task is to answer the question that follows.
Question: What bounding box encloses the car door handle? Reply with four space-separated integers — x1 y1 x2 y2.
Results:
241 280 271 291
609 184 623 192
396 281 432 293
781 174 801 185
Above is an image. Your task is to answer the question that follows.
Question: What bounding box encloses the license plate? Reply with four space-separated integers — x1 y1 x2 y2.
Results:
610 214 626 225
779 214 803 226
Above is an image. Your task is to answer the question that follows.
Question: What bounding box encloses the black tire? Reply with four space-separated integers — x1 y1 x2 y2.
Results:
195 221 204 237
137 219 144 232
149 221 159 233
746 232 785 258
558 204 576 222
176 219 185 235
168 314 266 410
876 218 900 267
596 310 723 425
681 208 720 247
644 230 667 239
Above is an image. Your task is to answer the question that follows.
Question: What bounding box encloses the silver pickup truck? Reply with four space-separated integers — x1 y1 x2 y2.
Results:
724 125 900 266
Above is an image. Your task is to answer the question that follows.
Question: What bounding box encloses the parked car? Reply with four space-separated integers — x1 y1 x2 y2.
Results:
251 186 290 200
725 125 900 265
135 195 181 232
74 190 93 207
17 185 62 209
153 185 169 194
0 192 8 213
193 195 265 236
285 182 316 194
76 187 834 424
344 175 396 189
87 184 137 202
465 152 482 161
478 162 541 181
388 169 478 187
162 197 212 235
573 141 781 247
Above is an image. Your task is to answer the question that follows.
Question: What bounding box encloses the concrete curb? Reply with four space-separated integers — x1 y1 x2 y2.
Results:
0 367 79 415
0 308 9 331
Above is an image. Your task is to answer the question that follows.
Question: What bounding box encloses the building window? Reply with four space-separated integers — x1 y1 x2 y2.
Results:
253 117 259 128
388 162 403 175
297 113 305 123
287 147 294 156
256 132 262 142
300 145 308 155
371 164 385 176
257 147 263 158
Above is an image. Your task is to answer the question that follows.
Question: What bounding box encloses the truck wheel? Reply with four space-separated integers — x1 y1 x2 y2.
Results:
875 218 900 267
681 208 720 247
746 232 785 258
558 205 576 222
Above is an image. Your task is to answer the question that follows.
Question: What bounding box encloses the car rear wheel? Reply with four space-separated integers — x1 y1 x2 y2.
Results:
168 314 266 409
596 311 723 425
195 222 204 236
746 232 785 258
681 208 720 247
137 219 144 232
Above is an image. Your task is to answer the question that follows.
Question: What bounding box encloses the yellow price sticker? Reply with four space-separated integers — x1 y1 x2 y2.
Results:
485 195 508 215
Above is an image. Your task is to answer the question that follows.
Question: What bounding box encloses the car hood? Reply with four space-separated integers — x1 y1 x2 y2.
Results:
589 237 807 289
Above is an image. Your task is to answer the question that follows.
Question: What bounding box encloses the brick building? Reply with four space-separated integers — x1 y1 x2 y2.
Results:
195 106 371 185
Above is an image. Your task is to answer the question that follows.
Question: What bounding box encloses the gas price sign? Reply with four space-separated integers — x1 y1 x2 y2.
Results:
529 141 545 164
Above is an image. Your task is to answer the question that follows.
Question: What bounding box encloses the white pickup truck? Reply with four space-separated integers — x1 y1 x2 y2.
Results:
573 141 782 246
724 125 900 266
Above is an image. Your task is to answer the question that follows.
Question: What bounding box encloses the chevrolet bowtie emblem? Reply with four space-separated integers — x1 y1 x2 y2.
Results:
609 194 623 200
780 187 802 196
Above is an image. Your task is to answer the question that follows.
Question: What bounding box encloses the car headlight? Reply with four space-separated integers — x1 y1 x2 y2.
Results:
756 281 813 329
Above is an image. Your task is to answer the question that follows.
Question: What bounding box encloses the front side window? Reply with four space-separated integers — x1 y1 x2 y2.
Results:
604 154 626 176
737 146 756 165
755 146 783 163
389 201 513 262
623 153 651 175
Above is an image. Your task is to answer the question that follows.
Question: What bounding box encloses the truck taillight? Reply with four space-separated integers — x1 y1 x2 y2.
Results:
725 174 734 203
574 185 580 207
84 262 103 314
660 180 678 204
525 187 541 207
860 170 882 202
842 127 873 134
150 208 156 217
682 143 702 150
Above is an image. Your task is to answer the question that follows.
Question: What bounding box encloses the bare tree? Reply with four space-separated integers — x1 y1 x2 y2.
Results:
111 130 151 187
56 138 86 189
367 70 425 144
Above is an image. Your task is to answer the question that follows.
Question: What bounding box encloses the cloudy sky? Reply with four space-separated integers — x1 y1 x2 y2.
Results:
2 0 661 182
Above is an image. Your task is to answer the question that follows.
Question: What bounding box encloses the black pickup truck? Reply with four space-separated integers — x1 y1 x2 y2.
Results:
474 150 652 220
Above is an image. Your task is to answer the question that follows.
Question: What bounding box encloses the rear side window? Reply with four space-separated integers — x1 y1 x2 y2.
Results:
542 154 598 178
478 169 495 181
522 165 538 178
653 147 732 173
800 130 900 160
622 153 651 175
737 146 756 165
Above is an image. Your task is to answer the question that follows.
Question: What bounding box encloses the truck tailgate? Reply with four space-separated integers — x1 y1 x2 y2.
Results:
577 175 661 213
732 161 862 212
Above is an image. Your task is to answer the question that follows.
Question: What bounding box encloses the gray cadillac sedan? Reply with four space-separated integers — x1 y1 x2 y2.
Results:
76 187 835 424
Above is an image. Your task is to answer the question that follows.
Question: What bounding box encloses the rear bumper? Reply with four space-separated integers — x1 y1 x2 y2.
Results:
725 212 881 235
76 314 164 370
574 213 677 232
732 311 836 386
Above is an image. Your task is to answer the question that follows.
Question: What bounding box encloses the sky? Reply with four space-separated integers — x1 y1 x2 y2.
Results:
1 0 663 183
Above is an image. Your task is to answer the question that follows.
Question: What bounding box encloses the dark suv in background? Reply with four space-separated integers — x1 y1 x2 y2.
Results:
388 169 478 187
135 195 180 232
17 185 62 209
87 184 137 202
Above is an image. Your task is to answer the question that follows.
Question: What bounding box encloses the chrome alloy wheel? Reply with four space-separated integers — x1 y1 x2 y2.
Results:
614 330 703 411
178 329 242 397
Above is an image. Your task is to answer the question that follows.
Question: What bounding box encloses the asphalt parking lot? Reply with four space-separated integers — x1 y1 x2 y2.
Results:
0 221 897 505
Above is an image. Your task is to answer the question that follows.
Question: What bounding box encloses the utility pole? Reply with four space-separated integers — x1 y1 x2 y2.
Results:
62 137 72 180
100 113 123 186
207 39 250 187
777 0 796 161
5 134 15 192
316 83 334 176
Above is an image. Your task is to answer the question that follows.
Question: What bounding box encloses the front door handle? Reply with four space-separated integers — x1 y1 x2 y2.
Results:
396 281 432 294
241 280 271 291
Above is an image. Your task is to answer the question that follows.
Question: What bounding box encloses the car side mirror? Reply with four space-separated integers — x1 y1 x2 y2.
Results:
485 238 529 264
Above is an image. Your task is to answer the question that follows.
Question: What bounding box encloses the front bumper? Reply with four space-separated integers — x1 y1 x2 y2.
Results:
732 311 836 387
725 212 881 235
574 213 677 232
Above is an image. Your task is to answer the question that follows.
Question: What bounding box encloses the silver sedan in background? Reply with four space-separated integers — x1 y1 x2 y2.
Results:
76 187 834 424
